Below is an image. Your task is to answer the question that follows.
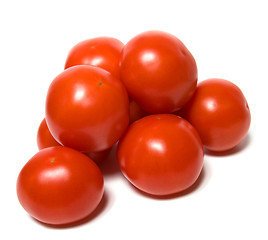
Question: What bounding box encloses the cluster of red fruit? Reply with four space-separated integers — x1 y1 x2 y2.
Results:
16 31 251 226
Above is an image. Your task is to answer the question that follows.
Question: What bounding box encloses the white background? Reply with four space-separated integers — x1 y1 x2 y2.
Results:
0 0 267 239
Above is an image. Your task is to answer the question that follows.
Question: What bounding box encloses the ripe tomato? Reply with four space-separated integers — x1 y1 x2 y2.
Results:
117 114 204 196
37 118 61 150
181 78 251 152
129 99 149 124
37 118 111 163
120 30 197 113
64 37 124 78
45 65 129 152
16 146 104 225
84 147 112 165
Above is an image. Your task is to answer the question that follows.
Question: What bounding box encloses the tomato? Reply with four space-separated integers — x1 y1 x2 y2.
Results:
16 146 104 225
37 118 111 163
37 118 61 150
181 78 251 152
45 65 129 152
84 147 112 165
119 30 197 113
129 99 149 124
64 37 124 78
117 114 204 196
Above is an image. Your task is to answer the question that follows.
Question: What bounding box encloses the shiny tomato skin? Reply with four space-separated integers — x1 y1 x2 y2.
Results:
16 146 104 225
120 30 197 113
181 78 251 152
45 65 129 152
64 37 124 78
37 118 61 150
37 118 111 164
117 114 204 196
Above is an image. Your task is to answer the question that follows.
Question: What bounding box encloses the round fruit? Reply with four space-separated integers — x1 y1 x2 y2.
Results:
117 114 204 196
64 37 124 78
37 118 61 150
181 78 251 152
45 65 129 152
37 118 110 164
120 30 197 113
16 146 104 225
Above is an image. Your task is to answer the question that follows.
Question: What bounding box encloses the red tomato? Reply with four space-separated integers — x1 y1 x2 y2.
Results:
37 118 111 163
181 78 251 152
64 37 124 78
129 99 149 124
117 114 204 196
45 65 129 152
16 146 104 225
120 30 197 113
84 147 112 165
37 118 61 150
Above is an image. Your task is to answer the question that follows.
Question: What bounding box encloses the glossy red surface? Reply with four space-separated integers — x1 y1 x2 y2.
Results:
65 37 124 78
45 65 129 152
181 78 251 152
117 114 204 196
37 118 111 164
16 146 104 225
120 31 197 113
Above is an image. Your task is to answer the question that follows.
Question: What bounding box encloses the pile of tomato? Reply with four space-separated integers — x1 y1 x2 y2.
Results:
16 31 251 226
